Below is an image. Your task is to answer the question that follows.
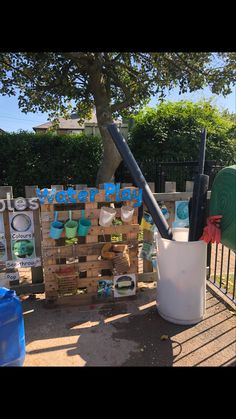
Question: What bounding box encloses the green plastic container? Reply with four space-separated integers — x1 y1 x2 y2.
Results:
78 210 91 236
209 165 236 252
65 211 78 239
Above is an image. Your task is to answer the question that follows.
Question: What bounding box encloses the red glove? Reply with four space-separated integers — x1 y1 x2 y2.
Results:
200 215 222 244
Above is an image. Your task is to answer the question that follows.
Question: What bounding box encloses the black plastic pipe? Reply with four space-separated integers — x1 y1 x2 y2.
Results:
188 174 209 241
198 128 207 175
107 123 173 240
189 128 209 241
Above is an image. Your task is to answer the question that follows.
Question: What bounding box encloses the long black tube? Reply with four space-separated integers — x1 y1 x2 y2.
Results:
198 128 207 175
107 123 173 240
189 128 208 241
188 174 209 241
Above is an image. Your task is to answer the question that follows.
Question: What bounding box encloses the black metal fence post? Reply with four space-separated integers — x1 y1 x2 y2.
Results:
207 243 212 279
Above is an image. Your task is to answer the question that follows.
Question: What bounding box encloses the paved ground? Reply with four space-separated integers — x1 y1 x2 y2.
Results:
22 284 236 367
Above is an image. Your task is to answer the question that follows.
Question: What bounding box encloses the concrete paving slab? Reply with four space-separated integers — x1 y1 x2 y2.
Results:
22 286 236 367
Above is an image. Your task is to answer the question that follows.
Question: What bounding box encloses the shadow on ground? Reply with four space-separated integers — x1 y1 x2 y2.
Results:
22 288 236 367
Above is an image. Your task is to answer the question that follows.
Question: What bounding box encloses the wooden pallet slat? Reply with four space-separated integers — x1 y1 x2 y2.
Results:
42 241 139 259
42 224 140 237
41 207 138 222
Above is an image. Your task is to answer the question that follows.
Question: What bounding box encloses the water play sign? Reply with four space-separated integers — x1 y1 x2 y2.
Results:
36 183 143 207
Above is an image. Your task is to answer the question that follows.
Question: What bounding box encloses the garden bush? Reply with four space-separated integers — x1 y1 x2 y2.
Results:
129 100 236 165
0 131 102 196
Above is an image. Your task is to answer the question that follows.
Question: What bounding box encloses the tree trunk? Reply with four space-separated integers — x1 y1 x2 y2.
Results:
88 62 122 186
95 111 122 186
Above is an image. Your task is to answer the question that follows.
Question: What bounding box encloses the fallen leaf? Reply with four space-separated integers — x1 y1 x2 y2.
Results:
230 310 236 316
160 335 169 341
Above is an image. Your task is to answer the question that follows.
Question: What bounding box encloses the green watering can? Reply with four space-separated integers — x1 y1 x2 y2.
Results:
78 210 92 236
65 211 78 239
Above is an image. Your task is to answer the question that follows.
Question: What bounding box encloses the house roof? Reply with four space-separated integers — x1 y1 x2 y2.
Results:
33 112 124 131
0 128 6 134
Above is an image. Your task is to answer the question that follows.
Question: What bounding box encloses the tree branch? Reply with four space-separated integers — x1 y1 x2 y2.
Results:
102 55 139 79
108 70 136 112
0 56 37 85
0 55 84 98
111 97 134 112
175 53 211 77
62 52 95 70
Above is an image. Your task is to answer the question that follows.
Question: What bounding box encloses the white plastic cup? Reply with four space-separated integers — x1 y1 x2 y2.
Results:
156 236 207 325
99 206 116 227
121 206 134 223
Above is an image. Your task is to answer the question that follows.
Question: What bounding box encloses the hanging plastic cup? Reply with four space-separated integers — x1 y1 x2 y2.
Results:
121 205 134 223
78 210 92 236
65 211 78 239
50 211 64 239
99 206 116 227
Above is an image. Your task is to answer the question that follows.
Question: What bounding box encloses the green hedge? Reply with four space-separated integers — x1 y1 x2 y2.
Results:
129 101 236 164
0 132 102 196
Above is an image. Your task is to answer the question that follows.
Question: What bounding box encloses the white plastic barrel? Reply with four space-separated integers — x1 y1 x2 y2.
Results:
172 227 189 242
156 236 207 325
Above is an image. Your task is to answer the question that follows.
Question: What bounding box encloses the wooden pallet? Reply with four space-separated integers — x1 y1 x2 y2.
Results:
56 272 79 296
41 187 139 303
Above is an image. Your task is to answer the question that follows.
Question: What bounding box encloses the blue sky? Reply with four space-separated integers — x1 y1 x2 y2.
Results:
0 85 235 133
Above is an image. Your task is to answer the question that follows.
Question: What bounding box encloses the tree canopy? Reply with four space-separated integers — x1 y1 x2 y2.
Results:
1 52 236 183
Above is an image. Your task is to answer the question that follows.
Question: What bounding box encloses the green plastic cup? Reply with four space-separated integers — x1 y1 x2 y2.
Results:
65 211 78 239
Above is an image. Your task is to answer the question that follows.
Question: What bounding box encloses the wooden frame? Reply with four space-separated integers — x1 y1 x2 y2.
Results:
41 186 140 303
1 180 213 302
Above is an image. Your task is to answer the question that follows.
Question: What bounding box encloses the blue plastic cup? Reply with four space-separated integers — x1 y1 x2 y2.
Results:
50 211 64 239
78 210 92 236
